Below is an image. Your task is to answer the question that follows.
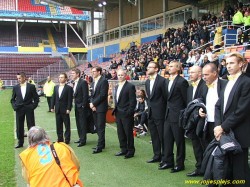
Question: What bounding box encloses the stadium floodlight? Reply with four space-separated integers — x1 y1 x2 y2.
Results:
98 3 103 7
102 1 107 6
128 0 137 6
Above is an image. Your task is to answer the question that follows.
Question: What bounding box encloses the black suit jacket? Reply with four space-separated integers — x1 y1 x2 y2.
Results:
243 63 250 78
51 85 73 114
90 77 109 113
11 83 39 111
219 66 229 79
200 78 228 105
145 74 167 120
187 79 206 105
166 75 189 123
112 81 136 117
74 79 89 108
215 74 250 148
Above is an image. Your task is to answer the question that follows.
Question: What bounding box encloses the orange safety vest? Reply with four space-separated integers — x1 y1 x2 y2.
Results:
19 142 83 187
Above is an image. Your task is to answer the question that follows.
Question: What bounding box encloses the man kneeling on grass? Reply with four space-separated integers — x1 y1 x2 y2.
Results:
19 126 83 187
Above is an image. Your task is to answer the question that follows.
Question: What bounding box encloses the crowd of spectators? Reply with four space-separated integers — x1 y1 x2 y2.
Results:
80 2 248 81
77 1 249 84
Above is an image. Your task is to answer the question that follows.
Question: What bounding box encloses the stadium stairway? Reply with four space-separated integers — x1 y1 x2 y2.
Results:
48 4 57 16
46 28 57 51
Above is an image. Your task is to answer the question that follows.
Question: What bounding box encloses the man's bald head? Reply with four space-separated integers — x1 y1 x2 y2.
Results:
189 65 202 82
202 63 218 85
117 69 127 82
203 63 218 73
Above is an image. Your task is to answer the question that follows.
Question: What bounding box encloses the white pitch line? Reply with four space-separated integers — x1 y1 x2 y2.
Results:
45 129 78 133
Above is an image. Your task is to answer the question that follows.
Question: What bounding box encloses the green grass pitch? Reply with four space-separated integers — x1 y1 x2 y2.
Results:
0 89 202 187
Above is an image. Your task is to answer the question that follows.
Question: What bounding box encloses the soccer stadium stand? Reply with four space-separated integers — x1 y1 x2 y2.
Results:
0 0 89 21
0 25 83 48
51 28 84 48
0 54 65 80
0 0 16 11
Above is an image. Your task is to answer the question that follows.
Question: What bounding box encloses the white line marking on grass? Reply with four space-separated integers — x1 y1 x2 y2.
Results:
106 123 117 130
45 129 78 133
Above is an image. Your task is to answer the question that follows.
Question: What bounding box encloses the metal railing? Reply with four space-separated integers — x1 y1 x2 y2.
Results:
30 60 66 83
2 80 18 87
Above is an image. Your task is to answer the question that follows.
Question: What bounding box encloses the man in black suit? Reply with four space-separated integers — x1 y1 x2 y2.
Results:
159 61 188 173
214 52 250 186
145 62 167 164
71 68 89 147
199 63 227 148
112 69 136 159
11 72 39 148
90 66 109 154
242 58 250 78
51 73 73 144
185 65 206 177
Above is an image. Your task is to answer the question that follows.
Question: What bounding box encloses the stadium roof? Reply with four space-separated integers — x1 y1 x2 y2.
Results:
49 0 121 12
50 0 199 12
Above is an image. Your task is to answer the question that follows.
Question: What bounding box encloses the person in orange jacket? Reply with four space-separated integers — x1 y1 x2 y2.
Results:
19 126 83 187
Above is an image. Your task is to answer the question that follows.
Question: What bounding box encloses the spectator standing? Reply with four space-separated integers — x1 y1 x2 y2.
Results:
187 16 193 25
214 22 223 46
43 76 55 112
87 62 93 68
219 58 229 79
28 77 36 86
0 78 3 90
233 8 244 27
157 34 163 44
237 29 248 45
200 55 210 68
199 26 210 43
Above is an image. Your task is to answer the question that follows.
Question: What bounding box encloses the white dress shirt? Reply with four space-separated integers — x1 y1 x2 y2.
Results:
206 52 212 61
93 76 101 91
59 84 64 98
192 79 201 99
20 82 27 99
149 74 157 94
116 81 126 101
223 72 242 113
206 79 218 122
168 74 178 92
73 78 79 93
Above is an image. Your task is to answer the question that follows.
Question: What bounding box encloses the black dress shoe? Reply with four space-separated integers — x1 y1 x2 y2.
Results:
146 158 161 163
124 154 134 159
170 166 185 173
77 143 86 147
65 141 70 144
158 163 174 170
15 143 23 148
92 146 105 149
74 140 80 143
92 149 102 154
186 170 203 177
159 161 165 167
115 151 127 156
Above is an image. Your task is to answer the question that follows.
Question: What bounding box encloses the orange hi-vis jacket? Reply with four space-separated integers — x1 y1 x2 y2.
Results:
19 142 83 187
